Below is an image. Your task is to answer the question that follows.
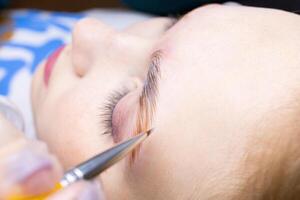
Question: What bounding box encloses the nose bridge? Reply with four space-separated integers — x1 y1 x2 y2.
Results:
72 18 154 78
72 18 115 76
72 18 115 53
113 33 155 79
72 18 114 45
110 33 146 58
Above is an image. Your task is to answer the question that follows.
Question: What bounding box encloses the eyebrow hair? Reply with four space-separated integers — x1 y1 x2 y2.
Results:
140 50 162 119
130 50 162 163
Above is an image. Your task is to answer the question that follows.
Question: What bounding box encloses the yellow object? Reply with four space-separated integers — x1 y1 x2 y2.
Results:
8 183 62 200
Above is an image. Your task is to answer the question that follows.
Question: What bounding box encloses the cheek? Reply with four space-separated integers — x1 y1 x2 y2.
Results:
35 87 112 168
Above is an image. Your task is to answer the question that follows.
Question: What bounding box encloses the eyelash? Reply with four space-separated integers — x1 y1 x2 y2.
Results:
100 88 129 136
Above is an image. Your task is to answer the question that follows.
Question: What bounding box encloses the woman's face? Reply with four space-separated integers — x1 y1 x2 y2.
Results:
31 5 300 199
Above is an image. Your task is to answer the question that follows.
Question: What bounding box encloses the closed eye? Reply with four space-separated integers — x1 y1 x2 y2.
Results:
99 50 162 163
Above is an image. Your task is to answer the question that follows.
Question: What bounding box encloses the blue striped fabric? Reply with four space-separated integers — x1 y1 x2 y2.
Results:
0 10 84 96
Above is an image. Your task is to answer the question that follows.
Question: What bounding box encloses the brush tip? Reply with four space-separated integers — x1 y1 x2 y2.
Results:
146 128 154 136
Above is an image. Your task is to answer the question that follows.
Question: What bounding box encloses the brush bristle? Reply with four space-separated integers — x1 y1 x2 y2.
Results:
146 128 153 136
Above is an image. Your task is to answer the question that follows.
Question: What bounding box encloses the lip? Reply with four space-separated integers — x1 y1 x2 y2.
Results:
44 45 65 86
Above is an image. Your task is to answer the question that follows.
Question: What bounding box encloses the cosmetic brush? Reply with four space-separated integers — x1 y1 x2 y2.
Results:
10 129 152 200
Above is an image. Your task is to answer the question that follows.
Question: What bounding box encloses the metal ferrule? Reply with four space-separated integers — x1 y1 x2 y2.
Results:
60 168 84 187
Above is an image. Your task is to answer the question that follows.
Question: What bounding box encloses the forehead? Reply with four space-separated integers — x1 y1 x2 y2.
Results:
156 5 300 54
152 6 300 83
151 4 300 138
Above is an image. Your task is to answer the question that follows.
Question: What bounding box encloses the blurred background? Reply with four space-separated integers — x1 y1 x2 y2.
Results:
5 0 300 14
7 0 123 11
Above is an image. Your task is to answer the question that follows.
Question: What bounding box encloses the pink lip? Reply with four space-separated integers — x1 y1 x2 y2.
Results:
44 46 65 86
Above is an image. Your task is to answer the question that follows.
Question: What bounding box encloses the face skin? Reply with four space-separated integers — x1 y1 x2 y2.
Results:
31 5 300 199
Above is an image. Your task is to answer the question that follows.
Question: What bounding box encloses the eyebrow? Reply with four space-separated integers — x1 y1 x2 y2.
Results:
130 50 162 163
140 50 162 118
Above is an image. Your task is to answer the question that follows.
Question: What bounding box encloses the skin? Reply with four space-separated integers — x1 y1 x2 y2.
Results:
31 5 300 199
0 114 105 199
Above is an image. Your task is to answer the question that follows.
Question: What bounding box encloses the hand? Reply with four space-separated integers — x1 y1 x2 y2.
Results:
0 114 106 199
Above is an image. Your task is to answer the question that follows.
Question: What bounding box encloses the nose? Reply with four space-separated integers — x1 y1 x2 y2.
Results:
72 18 115 77
72 18 154 79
